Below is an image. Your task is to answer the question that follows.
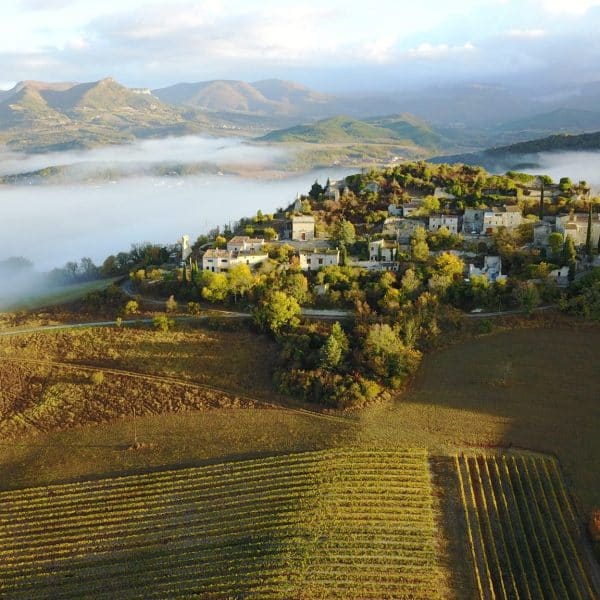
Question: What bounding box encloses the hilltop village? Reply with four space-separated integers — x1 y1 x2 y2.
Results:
102 161 599 408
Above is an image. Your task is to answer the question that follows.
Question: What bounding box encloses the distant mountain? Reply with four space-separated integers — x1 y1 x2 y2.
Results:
259 114 445 150
431 131 600 170
0 78 210 152
497 108 600 135
153 78 337 118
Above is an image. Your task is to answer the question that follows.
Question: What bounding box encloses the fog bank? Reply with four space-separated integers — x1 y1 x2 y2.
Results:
0 170 348 271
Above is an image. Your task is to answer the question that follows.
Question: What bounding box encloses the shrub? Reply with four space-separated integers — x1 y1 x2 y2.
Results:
123 300 139 315
89 371 105 386
153 314 175 332
165 295 178 313
187 302 202 315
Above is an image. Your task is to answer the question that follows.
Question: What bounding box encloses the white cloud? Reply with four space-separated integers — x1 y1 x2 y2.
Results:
407 41 475 58
506 28 547 38
537 0 600 14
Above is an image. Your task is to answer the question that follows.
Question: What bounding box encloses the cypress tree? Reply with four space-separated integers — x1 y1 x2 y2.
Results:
586 203 593 259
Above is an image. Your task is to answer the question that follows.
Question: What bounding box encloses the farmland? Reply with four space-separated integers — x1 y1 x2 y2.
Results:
0 449 451 600
456 453 599 599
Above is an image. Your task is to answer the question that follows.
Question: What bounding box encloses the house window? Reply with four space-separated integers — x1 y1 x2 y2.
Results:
307 258 311 264
318 258 323 265
301 232 306 241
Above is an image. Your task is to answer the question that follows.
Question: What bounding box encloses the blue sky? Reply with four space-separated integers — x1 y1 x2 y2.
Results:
2 0 600 91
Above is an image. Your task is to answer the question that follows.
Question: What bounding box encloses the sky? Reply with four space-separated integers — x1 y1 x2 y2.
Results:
2 0 600 92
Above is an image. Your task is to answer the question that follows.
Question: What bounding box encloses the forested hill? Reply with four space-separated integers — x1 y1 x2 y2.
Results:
433 131 600 168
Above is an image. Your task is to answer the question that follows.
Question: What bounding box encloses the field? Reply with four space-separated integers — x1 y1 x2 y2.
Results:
0 324 288 438
456 453 599 599
0 449 451 600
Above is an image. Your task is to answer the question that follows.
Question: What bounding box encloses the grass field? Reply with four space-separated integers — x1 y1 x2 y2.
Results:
0 449 451 600
456 452 599 599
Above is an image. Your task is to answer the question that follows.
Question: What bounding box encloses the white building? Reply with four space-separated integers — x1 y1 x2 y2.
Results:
299 248 340 271
369 239 397 261
556 213 600 247
227 236 265 253
289 215 315 241
482 206 523 233
468 256 506 283
428 215 460 234
201 249 268 273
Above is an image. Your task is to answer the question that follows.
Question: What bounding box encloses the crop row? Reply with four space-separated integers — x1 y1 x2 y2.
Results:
456 453 597 600
0 448 443 599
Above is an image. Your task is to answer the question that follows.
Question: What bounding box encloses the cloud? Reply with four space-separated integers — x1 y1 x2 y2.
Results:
506 29 547 38
537 0 600 14
407 41 475 58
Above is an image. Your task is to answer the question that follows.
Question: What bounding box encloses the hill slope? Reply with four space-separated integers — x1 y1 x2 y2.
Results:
153 78 338 117
260 114 445 150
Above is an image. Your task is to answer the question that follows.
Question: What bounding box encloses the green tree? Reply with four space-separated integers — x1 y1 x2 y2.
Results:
410 227 429 262
548 232 564 261
562 235 577 268
513 281 540 315
401 268 421 296
228 263 255 302
153 314 175 332
309 180 324 200
332 219 356 246
200 272 228 302
123 300 139 315
586 204 593 259
263 227 277 241
319 323 349 370
254 291 301 334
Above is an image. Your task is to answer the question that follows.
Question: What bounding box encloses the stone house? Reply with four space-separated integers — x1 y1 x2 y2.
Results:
468 255 506 283
555 213 600 247
298 248 340 272
482 206 523 233
289 215 315 241
226 236 265 253
463 208 486 234
428 214 460 234
382 217 425 242
201 248 268 273
369 239 397 262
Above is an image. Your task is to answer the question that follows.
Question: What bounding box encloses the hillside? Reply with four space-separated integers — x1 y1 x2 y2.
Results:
153 78 337 117
431 130 600 169
260 114 445 149
0 78 210 152
498 107 600 135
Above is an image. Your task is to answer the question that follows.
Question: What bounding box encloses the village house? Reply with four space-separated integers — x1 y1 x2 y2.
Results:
555 213 600 247
382 217 425 242
468 256 506 283
387 203 403 217
402 199 424 216
369 239 397 261
428 214 460 234
201 248 268 273
533 220 554 248
463 208 486 234
287 215 315 241
482 206 523 233
298 248 340 272
226 236 265 253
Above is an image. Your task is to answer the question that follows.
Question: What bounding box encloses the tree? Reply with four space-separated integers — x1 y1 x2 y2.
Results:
586 203 593 259
263 227 277 241
153 314 175 332
254 291 301 334
513 281 540 315
309 180 324 200
332 219 356 246
200 272 228 302
410 227 429 262
123 300 139 315
228 263 254 302
548 232 564 261
431 252 464 280
561 235 577 282
214 235 227 249
319 322 349 370
401 269 421 296
418 195 440 215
